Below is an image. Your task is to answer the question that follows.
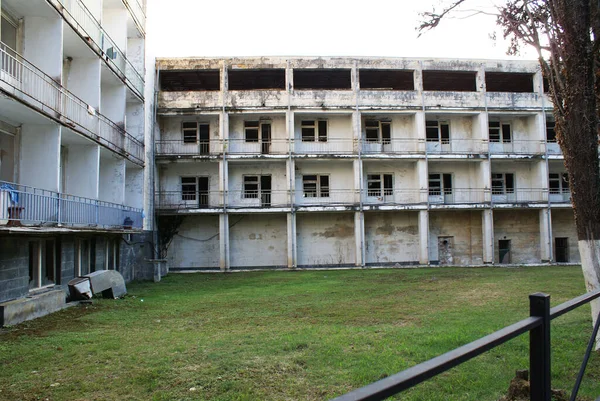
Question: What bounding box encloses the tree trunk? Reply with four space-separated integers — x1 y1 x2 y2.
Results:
552 0 600 349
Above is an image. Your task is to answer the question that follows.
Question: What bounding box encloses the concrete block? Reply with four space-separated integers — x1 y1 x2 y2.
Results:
84 270 127 298
0 290 66 326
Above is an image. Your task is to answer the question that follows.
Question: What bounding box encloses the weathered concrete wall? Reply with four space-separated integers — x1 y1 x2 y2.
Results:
229 214 287 268
160 115 220 141
364 211 419 265
296 212 355 267
19 124 61 191
295 160 354 205
228 162 287 208
168 215 220 269
428 161 482 189
0 131 15 182
429 210 484 265
493 209 540 263
120 232 155 281
229 113 287 153
0 236 29 303
551 209 580 263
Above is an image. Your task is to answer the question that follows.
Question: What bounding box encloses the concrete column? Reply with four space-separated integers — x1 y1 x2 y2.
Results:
286 158 295 205
482 209 494 263
127 38 145 77
65 145 100 198
66 58 102 110
125 166 144 208
219 213 230 271
286 110 294 153
417 159 428 203
126 100 145 141
354 211 365 267
415 111 426 153
352 110 361 154
102 8 128 51
101 83 127 126
220 112 229 154
353 159 362 204
219 159 228 207
481 159 491 202
540 208 552 262
418 210 429 264
99 155 125 204
476 111 489 147
476 64 486 93
23 15 62 81
19 124 61 191
286 212 296 268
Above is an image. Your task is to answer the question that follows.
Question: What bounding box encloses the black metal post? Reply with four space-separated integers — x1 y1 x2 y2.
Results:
529 293 551 401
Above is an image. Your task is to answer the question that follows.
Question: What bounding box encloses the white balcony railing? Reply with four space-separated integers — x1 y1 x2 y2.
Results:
156 190 222 210
548 190 571 204
428 188 490 204
0 181 143 229
228 139 290 155
227 190 291 208
363 189 427 205
0 43 144 165
361 138 424 155
489 140 545 155
293 138 355 155
295 189 359 206
122 0 146 34
155 140 223 156
49 0 144 97
426 139 488 154
492 188 548 203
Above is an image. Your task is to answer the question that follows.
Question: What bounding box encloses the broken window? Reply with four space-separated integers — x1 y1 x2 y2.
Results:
183 122 198 143
555 237 569 262
359 69 414 90
422 70 477 91
1 12 18 56
485 72 534 93
367 174 393 197
244 121 260 142
181 177 198 201
301 120 328 142
546 119 556 142
76 238 91 276
492 173 515 194
426 120 450 143
106 238 120 271
160 70 221 91
488 121 512 143
365 120 391 143
29 239 58 289
294 69 351 90
243 176 259 198
228 69 285 90
549 173 569 194
303 175 330 197
429 174 452 195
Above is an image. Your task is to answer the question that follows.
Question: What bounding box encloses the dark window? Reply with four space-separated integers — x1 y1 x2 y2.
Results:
422 70 477 91
367 174 393 197
429 174 452 195
301 120 316 142
160 70 221 91
303 175 329 197
318 120 328 142
492 173 515 194
489 121 512 143
245 121 259 142
181 177 197 201
485 72 534 93
359 69 414 90
555 237 569 262
294 69 352 90
546 120 556 142
228 69 286 90
365 120 391 143
243 176 259 198
183 122 198 143
499 239 511 264
549 173 569 194
426 120 450 143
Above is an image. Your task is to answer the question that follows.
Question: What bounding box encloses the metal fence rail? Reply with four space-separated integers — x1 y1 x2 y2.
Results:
331 289 600 401
0 42 144 166
0 180 143 229
122 0 146 35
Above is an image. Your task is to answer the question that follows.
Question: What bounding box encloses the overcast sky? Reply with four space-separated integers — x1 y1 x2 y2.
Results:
145 0 538 60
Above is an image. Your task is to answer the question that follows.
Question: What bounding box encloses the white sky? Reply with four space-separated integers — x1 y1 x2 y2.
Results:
145 0 538 60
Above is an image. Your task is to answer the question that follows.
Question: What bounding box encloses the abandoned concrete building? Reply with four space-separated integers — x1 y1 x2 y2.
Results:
0 0 154 325
156 56 578 270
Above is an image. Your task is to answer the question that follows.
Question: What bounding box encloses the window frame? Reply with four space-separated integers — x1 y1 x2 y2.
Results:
491 173 515 195
75 238 91 277
367 173 393 197
365 120 392 144
549 172 569 194
244 121 260 143
182 121 199 143
243 175 260 199
488 121 512 143
302 174 330 198
428 173 453 195
426 120 450 143
28 238 58 291
301 120 328 142
546 119 556 142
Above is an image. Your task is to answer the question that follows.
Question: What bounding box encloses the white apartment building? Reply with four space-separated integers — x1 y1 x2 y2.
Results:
155 57 578 271
0 0 153 325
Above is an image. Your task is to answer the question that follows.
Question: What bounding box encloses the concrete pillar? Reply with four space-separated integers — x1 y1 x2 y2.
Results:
65 145 100 198
219 159 228 207
477 111 489 150
417 159 428 203
22 15 62 81
476 64 486 93
353 159 362 204
481 159 491 202
540 208 552 262
286 212 296 268
219 213 230 271
101 83 127 126
286 158 295 206
19 124 61 191
415 111 426 153
418 210 429 264
126 100 145 141
125 166 144 208
102 8 128 51
354 211 365 267
352 110 361 154
286 110 294 153
65 58 102 111
482 209 494 263
99 155 125 204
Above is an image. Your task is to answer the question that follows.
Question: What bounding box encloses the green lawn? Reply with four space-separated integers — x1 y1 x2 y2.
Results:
1 266 599 401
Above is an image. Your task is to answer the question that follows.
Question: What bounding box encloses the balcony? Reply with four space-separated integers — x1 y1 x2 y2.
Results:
492 188 548 204
0 181 142 229
156 190 222 211
47 0 145 98
122 0 146 35
0 43 144 165
293 138 355 156
361 138 424 156
548 190 571 204
363 189 426 206
426 139 487 155
228 139 289 156
428 188 490 205
489 140 545 156
155 140 223 157
227 190 290 209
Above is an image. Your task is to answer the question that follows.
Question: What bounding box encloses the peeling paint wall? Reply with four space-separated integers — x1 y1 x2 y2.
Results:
0 131 15 182
551 209 580 263
228 162 287 207
168 215 220 269
429 210 483 265
364 211 419 264
296 212 355 266
229 214 287 267
493 210 540 263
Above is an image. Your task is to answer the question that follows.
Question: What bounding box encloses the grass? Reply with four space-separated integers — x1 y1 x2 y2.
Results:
0 266 599 401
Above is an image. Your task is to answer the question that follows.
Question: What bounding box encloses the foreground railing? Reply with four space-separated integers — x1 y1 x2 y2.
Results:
426 139 488 154
156 190 223 210
48 0 144 97
0 42 144 165
489 140 546 155
363 189 426 205
361 138 424 155
492 189 548 204
332 289 600 401
428 188 490 204
0 181 143 229
122 0 146 34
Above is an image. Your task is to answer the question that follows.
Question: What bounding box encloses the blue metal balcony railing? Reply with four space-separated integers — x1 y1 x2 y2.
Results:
0 181 143 229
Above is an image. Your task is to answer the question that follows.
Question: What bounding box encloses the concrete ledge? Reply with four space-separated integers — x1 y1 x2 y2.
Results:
1 289 66 326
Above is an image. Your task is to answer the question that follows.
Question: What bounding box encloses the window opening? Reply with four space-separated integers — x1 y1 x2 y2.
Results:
555 237 569 263
492 173 515 194
498 239 512 264
367 174 393 197
549 173 569 194
303 175 329 197
429 173 452 195
426 120 450 143
546 119 556 142
365 120 391 143
489 121 512 143
301 120 327 142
